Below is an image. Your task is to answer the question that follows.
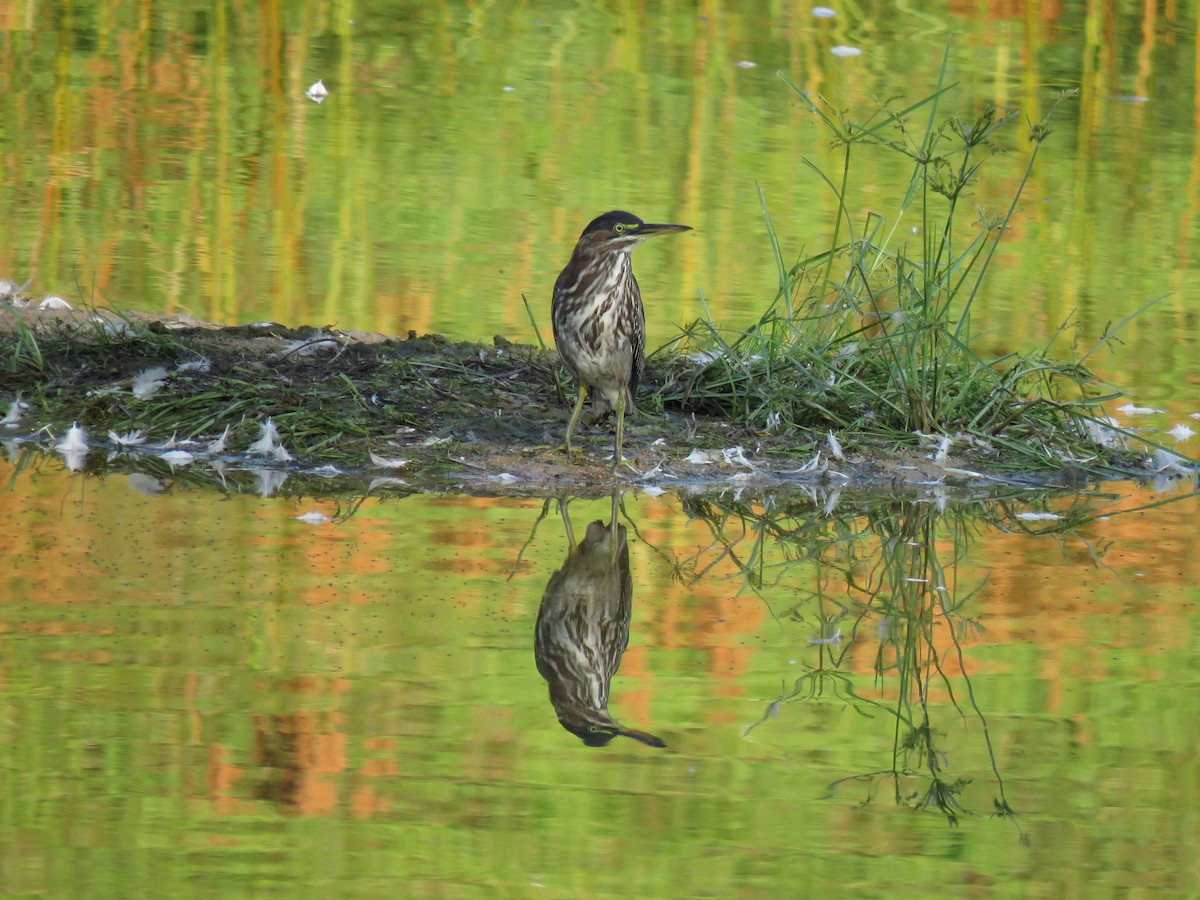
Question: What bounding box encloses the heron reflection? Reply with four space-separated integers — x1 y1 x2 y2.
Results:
534 492 665 748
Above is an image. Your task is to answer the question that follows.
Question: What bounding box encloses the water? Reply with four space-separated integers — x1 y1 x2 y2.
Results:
3 3 1200 895
2 453 1198 896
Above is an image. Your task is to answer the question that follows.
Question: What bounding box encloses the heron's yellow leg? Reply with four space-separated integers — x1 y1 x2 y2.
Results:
612 389 627 471
563 382 587 454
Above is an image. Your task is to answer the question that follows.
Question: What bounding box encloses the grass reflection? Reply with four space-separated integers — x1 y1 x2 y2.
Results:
681 490 1060 833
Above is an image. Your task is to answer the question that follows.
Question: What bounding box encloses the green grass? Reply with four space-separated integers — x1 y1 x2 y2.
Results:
652 45 1177 479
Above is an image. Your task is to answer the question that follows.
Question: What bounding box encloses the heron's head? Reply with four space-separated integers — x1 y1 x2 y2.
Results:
574 210 691 255
560 717 667 749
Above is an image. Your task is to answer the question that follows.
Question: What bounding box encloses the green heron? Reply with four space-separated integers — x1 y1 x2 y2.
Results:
534 492 666 748
552 210 691 467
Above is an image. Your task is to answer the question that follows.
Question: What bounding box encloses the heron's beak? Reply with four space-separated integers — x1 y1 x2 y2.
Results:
633 222 692 238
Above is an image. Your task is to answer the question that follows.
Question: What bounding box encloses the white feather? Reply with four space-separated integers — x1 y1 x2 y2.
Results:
827 431 844 460
369 451 411 469
132 367 169 399
1117 403 1165 415
159 450 195 466
207 426 231 454
55 424 89 453
176 358 212 374
108 430 146 447
248 419 280 455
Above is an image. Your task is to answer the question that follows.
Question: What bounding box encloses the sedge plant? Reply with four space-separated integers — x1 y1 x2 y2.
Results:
658 46 1166 478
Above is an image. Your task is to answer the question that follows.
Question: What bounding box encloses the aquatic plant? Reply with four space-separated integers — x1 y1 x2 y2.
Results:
689 491 1026 832
657 45 1173 481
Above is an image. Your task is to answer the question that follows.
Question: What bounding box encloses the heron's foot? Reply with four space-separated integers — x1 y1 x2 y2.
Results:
607 452 636 473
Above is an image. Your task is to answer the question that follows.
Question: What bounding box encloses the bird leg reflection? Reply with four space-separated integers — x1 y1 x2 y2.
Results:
534 492 665 748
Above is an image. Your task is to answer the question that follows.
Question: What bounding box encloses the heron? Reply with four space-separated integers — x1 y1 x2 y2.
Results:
551 210 690 468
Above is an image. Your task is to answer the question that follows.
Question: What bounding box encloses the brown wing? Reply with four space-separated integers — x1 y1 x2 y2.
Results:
626 273 646 404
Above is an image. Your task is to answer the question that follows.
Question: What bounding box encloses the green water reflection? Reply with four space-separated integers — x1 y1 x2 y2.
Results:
1 2 1199 409
2 458 1198 895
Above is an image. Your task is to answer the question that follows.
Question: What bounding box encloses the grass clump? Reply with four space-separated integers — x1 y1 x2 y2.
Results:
657 46 1167 478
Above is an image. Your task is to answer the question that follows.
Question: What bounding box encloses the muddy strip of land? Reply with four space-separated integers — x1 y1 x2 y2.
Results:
0 304 1158 496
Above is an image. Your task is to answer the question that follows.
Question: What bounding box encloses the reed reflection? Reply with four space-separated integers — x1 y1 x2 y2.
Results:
534 492 665 748
683 490 1034 831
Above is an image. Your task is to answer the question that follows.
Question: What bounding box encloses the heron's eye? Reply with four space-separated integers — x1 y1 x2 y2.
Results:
613 223 627 234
